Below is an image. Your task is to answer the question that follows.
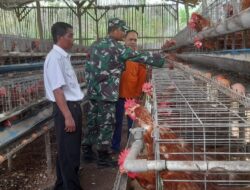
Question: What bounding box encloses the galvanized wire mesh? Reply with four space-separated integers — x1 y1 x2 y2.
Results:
152 67 250 189
0 34 86 53
169 0 250 52
0 65 85 117
204 0 246 23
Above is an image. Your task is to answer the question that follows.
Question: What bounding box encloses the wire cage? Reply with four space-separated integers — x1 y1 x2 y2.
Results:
0 34 53 53
204 0 249 23
168 0 250 53
0 34 88 54
151 66 250 190
0 66 85 117
0 75 44 115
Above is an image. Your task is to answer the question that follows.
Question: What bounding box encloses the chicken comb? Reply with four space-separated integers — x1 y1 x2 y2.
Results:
124 99 137 109
194 40 203 49
142 82 153 96
118 149 138 179
118 148 130 167
194 36 203 49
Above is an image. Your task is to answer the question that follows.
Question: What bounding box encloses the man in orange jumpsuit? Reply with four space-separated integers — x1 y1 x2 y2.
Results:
111 30 147 152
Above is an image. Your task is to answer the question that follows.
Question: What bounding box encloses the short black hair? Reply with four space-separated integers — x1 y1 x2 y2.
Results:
51 22 73 43
125 30 138 37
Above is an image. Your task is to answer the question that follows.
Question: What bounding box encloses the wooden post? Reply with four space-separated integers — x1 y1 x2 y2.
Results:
94 7 99 40
7 149 12 171
184 3 189 25
63 0 95 45
77 4 83 45
44 131 52 174
176 1 180 32
36 0 43 40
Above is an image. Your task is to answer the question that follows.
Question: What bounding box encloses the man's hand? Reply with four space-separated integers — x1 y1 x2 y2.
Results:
53 88 76 133
161 39 176 50
65 114 76 132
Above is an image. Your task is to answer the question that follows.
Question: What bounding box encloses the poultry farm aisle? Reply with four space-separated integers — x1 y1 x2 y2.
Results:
79 121 128 190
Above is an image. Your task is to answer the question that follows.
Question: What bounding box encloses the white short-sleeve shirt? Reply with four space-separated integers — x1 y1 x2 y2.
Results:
44 45 84 102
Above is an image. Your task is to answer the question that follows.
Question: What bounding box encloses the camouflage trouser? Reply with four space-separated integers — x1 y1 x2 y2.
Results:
82 99 116 151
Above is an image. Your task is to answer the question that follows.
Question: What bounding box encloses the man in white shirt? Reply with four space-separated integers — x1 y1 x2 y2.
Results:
44 22 84 190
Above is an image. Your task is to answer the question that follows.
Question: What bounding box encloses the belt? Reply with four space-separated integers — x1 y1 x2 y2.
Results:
67 101 81 108
52 101 82 106
67 100 82 104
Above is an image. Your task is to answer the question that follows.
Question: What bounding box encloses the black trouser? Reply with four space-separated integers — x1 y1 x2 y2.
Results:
53 101 82 190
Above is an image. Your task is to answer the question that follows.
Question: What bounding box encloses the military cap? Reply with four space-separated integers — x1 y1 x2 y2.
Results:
108 17 130 32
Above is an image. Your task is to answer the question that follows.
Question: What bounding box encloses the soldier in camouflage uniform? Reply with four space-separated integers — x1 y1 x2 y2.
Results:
82 18 166 167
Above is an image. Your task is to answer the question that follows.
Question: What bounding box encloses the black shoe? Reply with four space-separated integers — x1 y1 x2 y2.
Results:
97 151 117 168
82 145 97 163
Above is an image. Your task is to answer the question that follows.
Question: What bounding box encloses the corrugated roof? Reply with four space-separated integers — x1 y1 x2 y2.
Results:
0 0 36 9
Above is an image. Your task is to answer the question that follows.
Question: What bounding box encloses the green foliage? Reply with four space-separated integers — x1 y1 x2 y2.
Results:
179 7 187 30
0 3 202 47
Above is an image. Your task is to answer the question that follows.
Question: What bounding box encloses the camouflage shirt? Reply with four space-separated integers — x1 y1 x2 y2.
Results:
85 36 165 102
